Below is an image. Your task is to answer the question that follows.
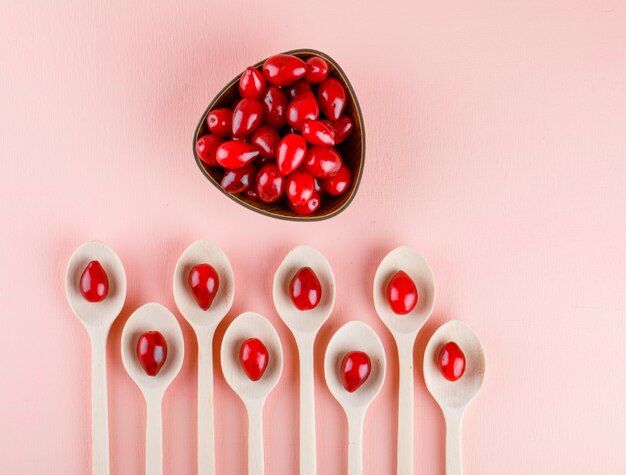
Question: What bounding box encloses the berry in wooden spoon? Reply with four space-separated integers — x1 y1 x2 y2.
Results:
387 270 418 315
80 260 109 303
289 267 322 310
188 264 220 311
137 331 168 376
240 338 269 381
340 351 371 392
438 342 466 382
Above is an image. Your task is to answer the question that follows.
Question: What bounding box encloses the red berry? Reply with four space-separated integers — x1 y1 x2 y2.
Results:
221 163 256 193
318 78 346 120
340 351 371 393
289 267 322 310
262 54 306 86
386 271 418 315
137 331 168 377
288 191 321 215
251 125 280 159
215 141 260 169
321 164 351 196
332 116 354 144
305 57 329 83
284 79 311 100
286 170 315 205
238 66 267 100
438 342 466 382
256 163 285 203
276 133 307 175
195 134 224 166
188 264 220 310
304 146 342 178
206 108 233 137
80 260 109 303
262 86 288 129
286 92 319 131
302 119 335 146
240 338 269 381
232 98 264 137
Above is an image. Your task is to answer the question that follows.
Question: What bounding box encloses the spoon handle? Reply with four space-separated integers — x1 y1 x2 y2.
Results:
347 411 365 475
247 403 265 475
197 331 216 475
299 338 317 475
397 341 414 475
145 395 163 475
89 331 110 475
445 411 463 475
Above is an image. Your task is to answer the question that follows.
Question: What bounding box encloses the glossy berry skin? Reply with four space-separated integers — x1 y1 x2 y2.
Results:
80 260 109 303
206 108 233 137
284 79 311 100
438 342 466 382
288 191 321 215
318 78 346 120
262 86 288 129
289 267 322 310
188 264 220 310
232 98 264 138
332 116 354 144
340 351 371 393
387 270 418 315
244 186 260 201
215 141 260 169
286 170 315 205
262 54 306 86
256 163 285 203
195 134 224 166
221 163 256 193
276 133 307 175
304 146 342 178
251 125 280 159
302 119 335 146
239 66 267 100
305 56 329 83
286 92 319 131
313 178 325 198
240 338 269 381
137 331 168 377
321 164 351 196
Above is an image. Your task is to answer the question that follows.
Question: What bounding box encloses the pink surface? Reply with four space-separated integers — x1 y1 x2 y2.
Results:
1 1 625 473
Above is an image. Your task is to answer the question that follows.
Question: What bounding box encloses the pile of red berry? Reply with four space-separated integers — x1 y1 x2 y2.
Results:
195 53 354 216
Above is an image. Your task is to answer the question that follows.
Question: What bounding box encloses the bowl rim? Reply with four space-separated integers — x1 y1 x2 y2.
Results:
192 48 365 222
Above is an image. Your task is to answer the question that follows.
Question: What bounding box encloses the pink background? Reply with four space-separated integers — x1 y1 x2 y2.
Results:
1 1 625 473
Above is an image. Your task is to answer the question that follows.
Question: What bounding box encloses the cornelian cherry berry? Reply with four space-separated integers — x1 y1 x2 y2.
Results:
304 146 342 178
302 119 335 146
239 66 267 100
196 134 224 166
221 164 256 193
137 331 168 377
286 92 320 131
438 342 466 382
262 86 288 129
321 164 351 196
332 116 354 144
232 98 264 138
288 191 321 215
286 170 315 205
262 54 306 86
305 56 329 83
289 267 322 310
276 133 307 175
387 270 418 315
188 264 220 311
215 141 260 169
256 163 285 203
240 338 269 381
251 125 280 159
318 78 346 120
340 351 371 393
206 108 233 137
284 79 311 100
80 260 109 303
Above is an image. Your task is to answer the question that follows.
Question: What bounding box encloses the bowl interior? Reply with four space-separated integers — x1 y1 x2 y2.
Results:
193 48 364 221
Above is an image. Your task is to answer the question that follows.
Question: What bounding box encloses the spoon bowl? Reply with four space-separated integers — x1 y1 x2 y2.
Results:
66 240 127 329
423 320 485 411
273 245 335 334
373 246 435 336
